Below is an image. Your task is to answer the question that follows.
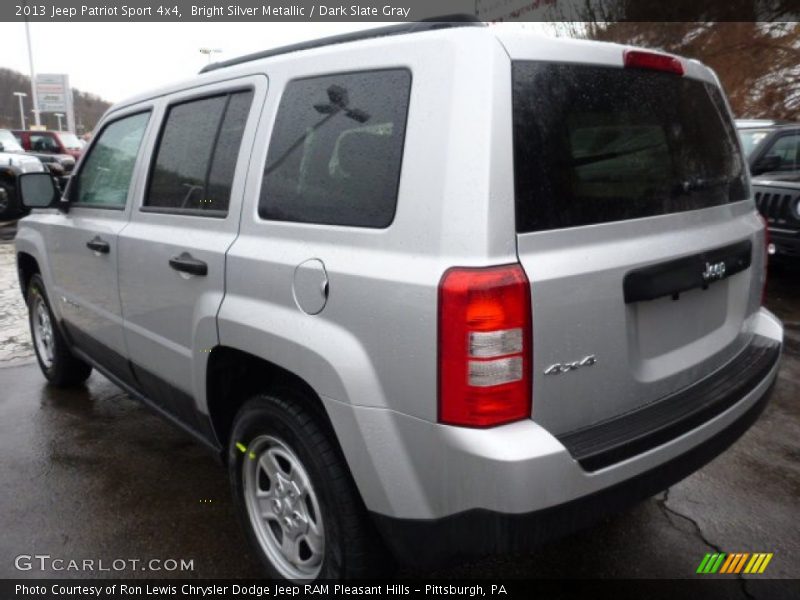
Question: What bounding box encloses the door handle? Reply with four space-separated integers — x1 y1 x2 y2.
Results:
86 236 110 254
169 252 208 277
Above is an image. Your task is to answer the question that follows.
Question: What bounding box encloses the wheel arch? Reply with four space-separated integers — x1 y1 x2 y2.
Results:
206 344 396 567
16 251 41 300
0 168 19 217
0 168 18 187
16 225 65 328
206 346 337 451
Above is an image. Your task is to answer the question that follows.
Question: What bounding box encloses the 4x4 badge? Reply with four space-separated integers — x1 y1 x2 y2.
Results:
544 355 597 375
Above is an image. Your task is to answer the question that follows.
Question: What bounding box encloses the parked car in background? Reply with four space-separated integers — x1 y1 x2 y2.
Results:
736 119 790 158
736 120 800 259
752 178 800 260
0 130 47 220
0 129 75 190
13 129 84 159
736 120 800 179
0 128 28 156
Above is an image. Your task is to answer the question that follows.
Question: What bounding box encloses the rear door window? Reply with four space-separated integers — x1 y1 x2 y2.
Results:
145 90 253 215
512 62 748 233
258 69 411 228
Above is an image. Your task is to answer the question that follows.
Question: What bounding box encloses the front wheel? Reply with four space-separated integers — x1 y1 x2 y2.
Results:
27 274 92 386
0 182 20 221
229 392 388 580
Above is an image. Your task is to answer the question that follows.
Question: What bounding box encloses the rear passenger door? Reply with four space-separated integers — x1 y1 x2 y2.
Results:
118 77 265 429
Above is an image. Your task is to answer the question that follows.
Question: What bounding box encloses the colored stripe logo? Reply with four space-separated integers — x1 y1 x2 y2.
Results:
696 553 773 574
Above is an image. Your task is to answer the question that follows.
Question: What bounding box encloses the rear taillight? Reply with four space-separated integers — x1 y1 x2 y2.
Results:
624 49 684 76
438 264 532 428
759 215 772 305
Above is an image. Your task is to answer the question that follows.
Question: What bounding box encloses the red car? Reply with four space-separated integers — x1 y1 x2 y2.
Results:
13 129 83 159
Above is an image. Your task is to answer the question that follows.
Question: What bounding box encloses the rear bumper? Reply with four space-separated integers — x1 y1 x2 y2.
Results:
323 310 782 563
556 334 779 471
372 375 777 567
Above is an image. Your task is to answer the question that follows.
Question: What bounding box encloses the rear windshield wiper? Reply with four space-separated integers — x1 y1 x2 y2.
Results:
674 176 730 195
569 142 666 167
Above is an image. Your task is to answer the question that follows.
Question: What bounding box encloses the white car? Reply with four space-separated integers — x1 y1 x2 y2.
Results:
0 129 46 220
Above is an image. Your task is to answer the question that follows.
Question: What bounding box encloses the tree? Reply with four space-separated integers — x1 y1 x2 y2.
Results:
542 1 799 119
0 68 111 133
581 22 799 119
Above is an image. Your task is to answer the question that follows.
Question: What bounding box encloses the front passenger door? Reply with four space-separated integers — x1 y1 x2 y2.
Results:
46 110 152 383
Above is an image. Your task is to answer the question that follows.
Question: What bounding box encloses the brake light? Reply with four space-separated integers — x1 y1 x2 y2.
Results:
438 264 532 427
624 50 684 76
759 215 772 305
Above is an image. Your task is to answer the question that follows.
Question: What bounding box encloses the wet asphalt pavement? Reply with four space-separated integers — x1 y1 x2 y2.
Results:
0 236 798 587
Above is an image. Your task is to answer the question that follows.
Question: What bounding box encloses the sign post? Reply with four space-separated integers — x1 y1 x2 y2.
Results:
24 20 41 127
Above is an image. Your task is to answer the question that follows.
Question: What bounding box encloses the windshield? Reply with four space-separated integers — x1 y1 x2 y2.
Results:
57 132 83 149
512 62 747 232
0 130 24 152
738 129 771 158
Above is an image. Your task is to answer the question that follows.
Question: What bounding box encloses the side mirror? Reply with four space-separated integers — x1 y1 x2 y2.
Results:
753 154 782 176
19 172 61 209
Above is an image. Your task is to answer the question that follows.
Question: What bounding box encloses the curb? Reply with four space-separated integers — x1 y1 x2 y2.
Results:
0 357 36 369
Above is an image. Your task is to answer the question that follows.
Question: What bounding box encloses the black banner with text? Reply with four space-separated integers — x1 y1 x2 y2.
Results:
4 579 800 600
5 0 800 22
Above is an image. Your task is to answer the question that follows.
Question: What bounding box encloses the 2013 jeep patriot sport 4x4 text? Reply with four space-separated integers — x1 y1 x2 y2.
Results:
15 20 784 581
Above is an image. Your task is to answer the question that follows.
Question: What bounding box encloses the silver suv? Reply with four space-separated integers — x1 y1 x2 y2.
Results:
14 21 784 581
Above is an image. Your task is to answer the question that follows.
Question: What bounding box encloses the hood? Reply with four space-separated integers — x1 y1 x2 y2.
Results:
27 151 75 167
752 172 800 186
0 152 46 173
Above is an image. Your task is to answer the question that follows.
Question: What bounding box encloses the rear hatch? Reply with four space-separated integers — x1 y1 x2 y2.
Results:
510 55 764 435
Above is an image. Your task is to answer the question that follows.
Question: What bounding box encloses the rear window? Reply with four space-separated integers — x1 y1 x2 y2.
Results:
258 69 411 228
512 62 748 233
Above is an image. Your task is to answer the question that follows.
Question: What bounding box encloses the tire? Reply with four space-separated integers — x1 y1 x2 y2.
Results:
27 274 92 386
229 392 389 581
0 181 20 221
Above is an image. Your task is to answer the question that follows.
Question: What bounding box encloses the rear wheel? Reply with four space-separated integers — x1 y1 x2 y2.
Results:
229 392 388 580
27 274 92 386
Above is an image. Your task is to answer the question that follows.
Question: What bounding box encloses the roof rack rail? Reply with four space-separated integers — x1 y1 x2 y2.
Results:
199 15 484 74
